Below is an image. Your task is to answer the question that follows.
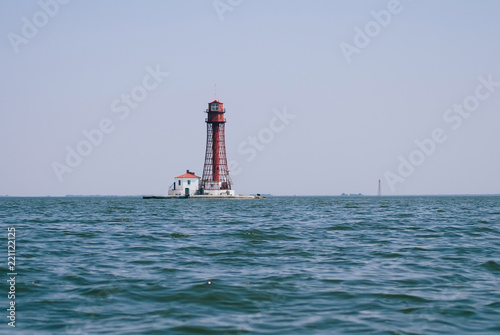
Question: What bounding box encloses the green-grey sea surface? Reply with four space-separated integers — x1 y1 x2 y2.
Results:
1 196 500 334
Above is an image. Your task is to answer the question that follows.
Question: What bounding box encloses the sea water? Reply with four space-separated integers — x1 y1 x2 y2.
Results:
1 196 500 334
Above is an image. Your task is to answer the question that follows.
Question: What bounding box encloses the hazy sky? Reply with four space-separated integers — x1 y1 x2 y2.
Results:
1 0 499 196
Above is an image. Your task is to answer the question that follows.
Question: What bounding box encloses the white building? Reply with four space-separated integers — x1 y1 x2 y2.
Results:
168 170 201 196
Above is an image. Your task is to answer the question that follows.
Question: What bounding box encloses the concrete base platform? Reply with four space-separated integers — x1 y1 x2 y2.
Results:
143 195 264 199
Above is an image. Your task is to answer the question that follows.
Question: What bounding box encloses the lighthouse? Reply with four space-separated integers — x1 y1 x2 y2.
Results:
165 99 237 197
201 100 235 196
146 99 261 199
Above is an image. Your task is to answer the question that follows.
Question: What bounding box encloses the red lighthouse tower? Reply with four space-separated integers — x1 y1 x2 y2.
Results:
201 100 234 195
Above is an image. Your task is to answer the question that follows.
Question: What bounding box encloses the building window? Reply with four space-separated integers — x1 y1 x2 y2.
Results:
178 180 181 186
188 180 191 185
